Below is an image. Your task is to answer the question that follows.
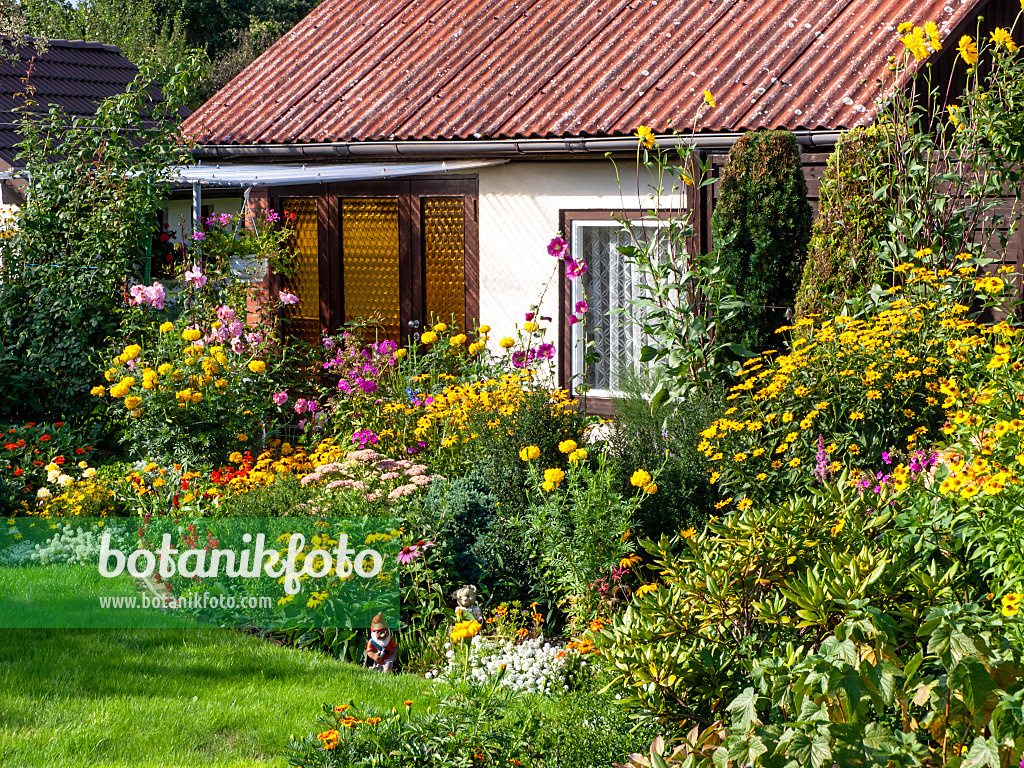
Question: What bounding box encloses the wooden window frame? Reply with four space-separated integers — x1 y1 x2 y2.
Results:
270 176 479 345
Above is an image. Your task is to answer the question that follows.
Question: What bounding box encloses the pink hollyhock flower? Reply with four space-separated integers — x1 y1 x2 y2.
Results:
246 331 262 345
294 398 308 415
184 264 207 288
144 283 166 309
214 326 230 342
574 300 588 314
565 258 588 279
230 337 244 354
228 321 244 338
525 312 535 322
273 391 288 406
536 342 556 360
217 305 236 324
547 236 568 258
569 314 580 325
279 291 299 305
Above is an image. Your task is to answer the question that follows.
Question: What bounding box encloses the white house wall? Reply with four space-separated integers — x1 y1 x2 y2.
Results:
476 159 660 351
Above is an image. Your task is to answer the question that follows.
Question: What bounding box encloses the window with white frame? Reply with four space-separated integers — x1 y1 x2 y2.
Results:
569 218 667 399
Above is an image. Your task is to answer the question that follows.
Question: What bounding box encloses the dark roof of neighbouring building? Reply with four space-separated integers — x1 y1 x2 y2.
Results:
0 38 140 166
182 0 1004 147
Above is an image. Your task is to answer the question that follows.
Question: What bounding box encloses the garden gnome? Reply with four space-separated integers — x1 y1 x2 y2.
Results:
366 612 398 673
453 584 483 623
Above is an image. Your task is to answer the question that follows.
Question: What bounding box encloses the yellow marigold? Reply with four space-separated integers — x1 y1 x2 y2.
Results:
450 619 482 642
630 469 652 488
499 337 515 349
477 324 491 334
90 385 106 397
395 348 408 358
190 391 203 403
543 467 565 487
558 439 578 454
433 322 448 332
181 328 201 342
159 321 174 333
158 363 173 375
519 445 541 461
421 331 438 345
215 379 228 389
122 344 142 361
123 395 142 410
248 360 266 374
229 451 243 463
237 434 248 442
450 334 467 346
468 341 485 355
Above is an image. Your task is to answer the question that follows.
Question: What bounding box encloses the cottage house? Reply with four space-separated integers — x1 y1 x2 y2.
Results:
180 0 1013 401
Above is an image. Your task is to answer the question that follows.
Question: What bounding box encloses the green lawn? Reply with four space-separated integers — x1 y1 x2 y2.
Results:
0 627 432 767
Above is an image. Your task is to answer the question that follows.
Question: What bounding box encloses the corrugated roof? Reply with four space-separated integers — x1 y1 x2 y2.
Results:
183 0 988 146
0 39 141 166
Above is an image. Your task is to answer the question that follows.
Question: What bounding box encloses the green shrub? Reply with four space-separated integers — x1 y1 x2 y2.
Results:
794 126 889 321
608 372 722 539
712 130 813 356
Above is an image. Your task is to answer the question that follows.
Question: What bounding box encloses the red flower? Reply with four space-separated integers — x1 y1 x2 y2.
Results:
54 422 64 428
160 233 170 242
39 435 50 442
13 468 23 476
27 422 36 428
53 456 65 465
32 460 43 467
74 448 86 455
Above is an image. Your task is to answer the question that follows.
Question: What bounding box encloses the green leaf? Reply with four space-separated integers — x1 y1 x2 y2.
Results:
727 687 759 732
948 658 997 715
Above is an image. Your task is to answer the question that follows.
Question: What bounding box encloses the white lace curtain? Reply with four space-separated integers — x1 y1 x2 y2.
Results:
576 224 660 394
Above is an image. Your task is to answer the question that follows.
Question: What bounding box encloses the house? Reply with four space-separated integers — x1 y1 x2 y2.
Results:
0 38 145 205
180 0 1013 404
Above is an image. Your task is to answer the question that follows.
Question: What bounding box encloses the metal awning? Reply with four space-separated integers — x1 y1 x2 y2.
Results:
171 159 508 187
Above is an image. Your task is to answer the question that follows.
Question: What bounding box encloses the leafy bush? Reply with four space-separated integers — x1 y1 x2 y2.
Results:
0 58 201 423
712 130 813 356
608 374 721 539
1 421 103 512
598 483 977 731
794 126 889 321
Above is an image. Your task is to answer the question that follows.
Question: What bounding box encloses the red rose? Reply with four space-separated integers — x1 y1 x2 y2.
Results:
160 233 170 242
39 435 50 442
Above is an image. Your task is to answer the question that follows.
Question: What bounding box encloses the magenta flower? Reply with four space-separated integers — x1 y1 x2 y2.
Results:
536 342 556 360
547 236 568 258
265 208 280 223
184 264 207 288
525 312 535 322
273 391 288 406
565 258 588 279
294 398 308 415
190 231 206 242
569 314 580 325
228 321 244 338
217 305 236 324
280 291 300 305
574 300 588 314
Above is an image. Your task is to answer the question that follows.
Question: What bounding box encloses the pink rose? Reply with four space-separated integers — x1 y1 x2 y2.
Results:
294 398 308 415
228 321 243 338
273 391 288 406
217 305 236 324
184 264 207 288
279 291 299 305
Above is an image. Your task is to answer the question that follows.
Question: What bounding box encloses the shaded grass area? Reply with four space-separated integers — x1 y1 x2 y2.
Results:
0 627 432 767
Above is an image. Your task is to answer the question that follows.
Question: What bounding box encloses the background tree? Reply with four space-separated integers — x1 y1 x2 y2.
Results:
711 130 813 355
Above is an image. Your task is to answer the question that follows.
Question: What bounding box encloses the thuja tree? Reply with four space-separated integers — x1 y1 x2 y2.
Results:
0 56 202 423
793 126 889 321
711 130 812 355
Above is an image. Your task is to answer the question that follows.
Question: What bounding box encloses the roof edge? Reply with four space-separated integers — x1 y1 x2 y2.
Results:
192 131 845 161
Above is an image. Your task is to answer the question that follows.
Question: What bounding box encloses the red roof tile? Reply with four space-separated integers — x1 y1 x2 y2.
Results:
184 0 987 145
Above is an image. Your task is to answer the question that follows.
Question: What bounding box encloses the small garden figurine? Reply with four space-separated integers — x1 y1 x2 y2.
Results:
366 612 398 673
453 584 483 623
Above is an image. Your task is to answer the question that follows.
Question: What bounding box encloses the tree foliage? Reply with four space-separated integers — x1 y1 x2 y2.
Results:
711 130 813 355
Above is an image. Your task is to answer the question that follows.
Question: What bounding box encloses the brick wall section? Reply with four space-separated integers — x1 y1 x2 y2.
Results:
243 188 276 331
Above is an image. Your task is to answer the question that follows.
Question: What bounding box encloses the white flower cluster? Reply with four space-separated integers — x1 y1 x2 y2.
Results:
428 635 574 695
30 524 128 566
